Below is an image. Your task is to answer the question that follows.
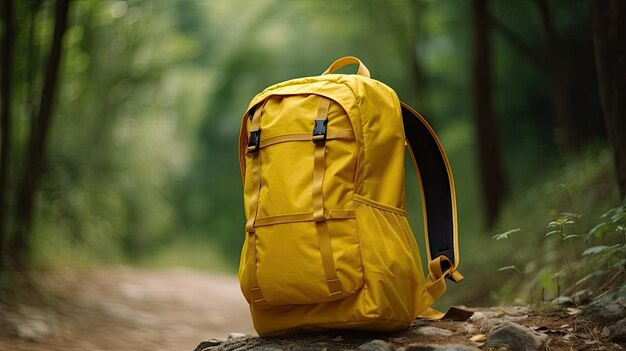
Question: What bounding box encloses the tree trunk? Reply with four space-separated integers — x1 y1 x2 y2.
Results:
590 0 626 200
471 0 507 228
534 0 577 152
0 0 15 270
11 0 70 270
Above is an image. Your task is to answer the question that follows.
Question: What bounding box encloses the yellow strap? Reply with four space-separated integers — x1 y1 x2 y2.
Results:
247 231 264 303
255 209 355 227
245 102 265 303
424 255 464 301
258 130 355 150
419 306 473 321
312 97 343 296
322 56 371 78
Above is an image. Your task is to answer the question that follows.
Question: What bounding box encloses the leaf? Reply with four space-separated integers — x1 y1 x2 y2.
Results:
470 334 486 342
582 245 610 256
497 266 521 274
492 228 521 240
561 212 582 219
551 270 567 279
575 271 604 286
563 234 583 240
587 222 609 238
566 307 581 315
545 230 560 237
612 259 626 269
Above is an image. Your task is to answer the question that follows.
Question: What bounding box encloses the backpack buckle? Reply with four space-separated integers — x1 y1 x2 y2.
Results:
247 129 261 153
312 119 328 144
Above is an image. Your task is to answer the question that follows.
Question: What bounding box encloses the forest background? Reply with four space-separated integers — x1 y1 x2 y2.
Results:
1 0 625 309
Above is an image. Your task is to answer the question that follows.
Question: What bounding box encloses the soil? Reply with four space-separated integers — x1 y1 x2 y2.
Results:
0 267 622 351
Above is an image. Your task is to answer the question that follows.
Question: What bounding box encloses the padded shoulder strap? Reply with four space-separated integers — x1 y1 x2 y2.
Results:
401 102 463 296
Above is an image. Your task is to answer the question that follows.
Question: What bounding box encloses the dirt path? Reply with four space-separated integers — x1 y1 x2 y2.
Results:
1 268 623 350
0 267 254 351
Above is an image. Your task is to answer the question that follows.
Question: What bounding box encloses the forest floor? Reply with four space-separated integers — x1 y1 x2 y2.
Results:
0 267 623 351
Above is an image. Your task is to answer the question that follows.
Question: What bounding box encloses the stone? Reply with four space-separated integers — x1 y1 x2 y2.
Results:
608 318 626 344
412 326 454 337
404 345 480 351
357 339 394 351
215 336 261 351
249 345 285 351
579 298 626 326
292 342 331 351
228 332 248 339
484 322 548 351
551 296 575 307
194 339 225 351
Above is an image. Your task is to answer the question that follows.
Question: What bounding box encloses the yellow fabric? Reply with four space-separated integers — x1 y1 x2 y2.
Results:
259 130 354 149
322 56 371 77
237 56 461 336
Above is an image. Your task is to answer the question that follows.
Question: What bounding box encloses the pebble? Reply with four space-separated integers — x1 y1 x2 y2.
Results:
609 317 626 344
194 338 224 351
357 339 394 351
579 297 626 326
291 342 331 351
412 326 453 337
404 345 480 351
484 322 548 351
228 332 248 339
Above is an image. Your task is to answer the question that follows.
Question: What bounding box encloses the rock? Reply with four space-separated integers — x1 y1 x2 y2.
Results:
194 339 225 351
412 326 453 337
404 345 480 351
551 296 575 307
292 342 331 351
228 332 248 339
390 337 409 343
214 336 261 351
579 298 626 326
250 345 285 351
357 339 394 351
484 322 548 351
609 318 626 344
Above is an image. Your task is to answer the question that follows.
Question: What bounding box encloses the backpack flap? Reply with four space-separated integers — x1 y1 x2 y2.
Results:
401 102 463 302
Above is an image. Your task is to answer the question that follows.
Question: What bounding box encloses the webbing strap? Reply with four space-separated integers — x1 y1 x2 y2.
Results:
255 209 355 227
245 102 265 303
259 130 354 149
312 97 343 297
401 102 463 289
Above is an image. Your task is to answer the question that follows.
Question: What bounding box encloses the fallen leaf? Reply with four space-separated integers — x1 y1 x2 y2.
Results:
470 334 486 342
566 307 581 315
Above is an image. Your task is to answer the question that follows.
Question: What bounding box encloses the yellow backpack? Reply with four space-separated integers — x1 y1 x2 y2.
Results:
237 57 463 336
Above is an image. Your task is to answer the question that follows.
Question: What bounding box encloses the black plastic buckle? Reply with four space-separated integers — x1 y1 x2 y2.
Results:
247 129 261 153
312 119 328 144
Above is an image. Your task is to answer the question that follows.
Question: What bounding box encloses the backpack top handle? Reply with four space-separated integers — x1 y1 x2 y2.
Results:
322 56 371 78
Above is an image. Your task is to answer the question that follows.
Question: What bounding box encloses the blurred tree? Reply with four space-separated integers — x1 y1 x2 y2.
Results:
591 0 626 199
471 0 507 228
534 0 576 153
8 0 70 270
0 0 15 270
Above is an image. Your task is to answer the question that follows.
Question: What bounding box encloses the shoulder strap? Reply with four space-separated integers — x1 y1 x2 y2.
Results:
401 102 463 301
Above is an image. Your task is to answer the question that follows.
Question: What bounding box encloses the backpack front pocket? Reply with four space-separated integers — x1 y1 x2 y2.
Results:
238 93 363 305
239 218 363 305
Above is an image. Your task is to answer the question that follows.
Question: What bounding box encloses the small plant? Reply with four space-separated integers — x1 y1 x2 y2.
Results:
579 203 626 298
545 212 583 275
492 228 534 305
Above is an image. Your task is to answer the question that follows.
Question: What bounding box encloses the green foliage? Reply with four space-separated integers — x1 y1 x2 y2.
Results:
3 0 620 308
492 199 626 306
